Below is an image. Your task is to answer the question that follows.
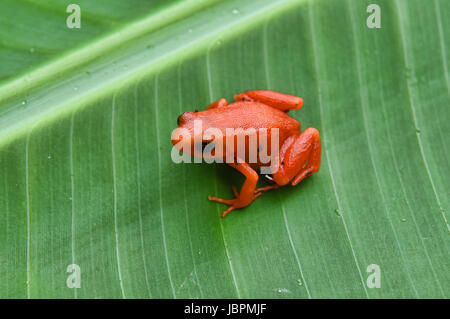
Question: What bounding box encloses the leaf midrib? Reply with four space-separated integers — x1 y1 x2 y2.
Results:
0 0 305 149
0 0 221 105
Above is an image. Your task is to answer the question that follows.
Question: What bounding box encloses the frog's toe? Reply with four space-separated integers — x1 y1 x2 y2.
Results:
221 206 236 218
208 195 235 206
208 195 238 217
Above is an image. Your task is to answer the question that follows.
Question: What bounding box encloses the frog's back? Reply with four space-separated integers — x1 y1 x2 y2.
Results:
201 101 300 134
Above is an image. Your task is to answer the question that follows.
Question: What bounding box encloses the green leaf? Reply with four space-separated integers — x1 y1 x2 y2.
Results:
0 0 449 298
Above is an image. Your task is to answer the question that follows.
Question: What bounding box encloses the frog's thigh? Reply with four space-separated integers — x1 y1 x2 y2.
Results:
282 128 321 186
234 90 303 111
228 161 259 198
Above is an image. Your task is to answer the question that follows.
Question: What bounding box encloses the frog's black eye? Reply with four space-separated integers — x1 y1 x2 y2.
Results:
195 141 211 152
202 141 213 151
177 114 182 126
194 109 199 113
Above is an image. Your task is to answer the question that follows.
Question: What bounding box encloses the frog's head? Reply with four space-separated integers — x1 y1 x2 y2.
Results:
171 110 217 158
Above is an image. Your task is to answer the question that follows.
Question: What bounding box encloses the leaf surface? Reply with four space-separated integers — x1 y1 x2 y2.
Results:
0 0 448 298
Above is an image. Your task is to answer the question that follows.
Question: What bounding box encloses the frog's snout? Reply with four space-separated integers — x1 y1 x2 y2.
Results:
177 111 197 127
177 112 189 126
177 112 192 126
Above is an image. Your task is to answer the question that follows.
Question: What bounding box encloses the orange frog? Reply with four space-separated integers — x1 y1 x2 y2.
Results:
171 90 321 217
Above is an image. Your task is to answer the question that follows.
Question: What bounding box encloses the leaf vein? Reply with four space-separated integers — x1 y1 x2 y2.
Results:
154 75 176 298
346 0 421 297
111 93 126 299
69 112 77 299
206 49 241 298
309 1 369 298
134 84 152 298
177 64 204 298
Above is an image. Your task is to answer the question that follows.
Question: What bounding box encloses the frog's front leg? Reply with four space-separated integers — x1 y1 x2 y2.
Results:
234 90 303 111
272 127 321 186
208 161 262 217
206 97 228 110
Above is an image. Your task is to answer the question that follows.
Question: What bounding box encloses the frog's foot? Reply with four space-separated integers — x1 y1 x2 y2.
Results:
207 195 236 217
208 195 235 206
209 161 262 217
208 189 263 217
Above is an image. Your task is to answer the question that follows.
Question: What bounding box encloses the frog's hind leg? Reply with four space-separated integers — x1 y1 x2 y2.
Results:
234 90 303 111
273 128 321 186
208 161 262 217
